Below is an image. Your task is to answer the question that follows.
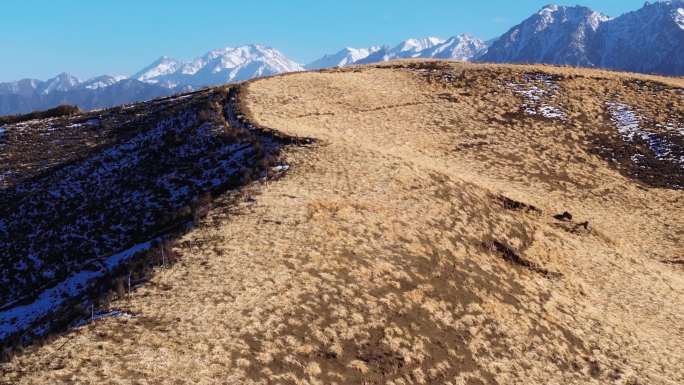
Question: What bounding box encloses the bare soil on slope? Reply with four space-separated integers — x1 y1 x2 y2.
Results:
2 61 683 385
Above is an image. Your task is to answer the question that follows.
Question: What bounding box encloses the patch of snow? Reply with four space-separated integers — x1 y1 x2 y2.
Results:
92 310 135 321
506 73 566 120
588 11 612 30
606 101 683 167
656 121 684 138
606 102 640 140
71 310 136 328
539 105 566 120
674 8 684 30
536 5 560 32
0 241 153 340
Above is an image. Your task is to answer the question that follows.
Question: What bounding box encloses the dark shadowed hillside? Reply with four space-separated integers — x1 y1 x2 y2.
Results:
0 87 298 346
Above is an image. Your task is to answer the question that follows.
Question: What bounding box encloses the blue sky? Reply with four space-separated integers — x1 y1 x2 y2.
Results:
0 0 648 82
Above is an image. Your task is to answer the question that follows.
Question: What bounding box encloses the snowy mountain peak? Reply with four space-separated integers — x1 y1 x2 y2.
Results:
39 73 81 95
305 46 382 70
531 4 607 33
132 56 182 83
393 37 445 54
81 75 128 90
588 11 612 30
427 35 489 61
134 45 303 88
538 4 560 15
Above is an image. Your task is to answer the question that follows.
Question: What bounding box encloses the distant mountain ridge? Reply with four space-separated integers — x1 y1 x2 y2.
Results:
313 35 487 67
0 78 178 116
480 5 610 66
481 1 684 75
313 2 683 73
305 47 383 70
1 1 683 115
0 45 303 115
132 44 304 88
0 75 178 115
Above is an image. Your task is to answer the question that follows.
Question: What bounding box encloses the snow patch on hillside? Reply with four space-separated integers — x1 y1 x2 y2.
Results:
606 102 640 140
0 241 153 340
506 73 566 120
607 102 684 166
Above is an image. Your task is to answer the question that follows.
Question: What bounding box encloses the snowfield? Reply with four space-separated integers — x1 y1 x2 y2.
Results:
0 241 153 340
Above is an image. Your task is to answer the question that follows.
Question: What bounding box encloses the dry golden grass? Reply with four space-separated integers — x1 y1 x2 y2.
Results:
2 61 683 385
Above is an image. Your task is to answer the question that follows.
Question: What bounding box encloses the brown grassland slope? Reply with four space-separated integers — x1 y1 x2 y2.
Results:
2 61 683 385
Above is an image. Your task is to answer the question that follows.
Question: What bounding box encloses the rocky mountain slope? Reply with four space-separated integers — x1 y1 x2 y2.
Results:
1 60 682 385
480 5 608 66
481 1 684 75
593 0 684 75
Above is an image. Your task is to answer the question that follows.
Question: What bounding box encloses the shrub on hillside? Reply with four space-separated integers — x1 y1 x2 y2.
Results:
0 105 81 125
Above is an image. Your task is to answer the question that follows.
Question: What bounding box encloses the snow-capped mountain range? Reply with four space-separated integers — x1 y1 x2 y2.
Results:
313 35 488 68
132 44 304 88
0 45 303 115
1 1 683 115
